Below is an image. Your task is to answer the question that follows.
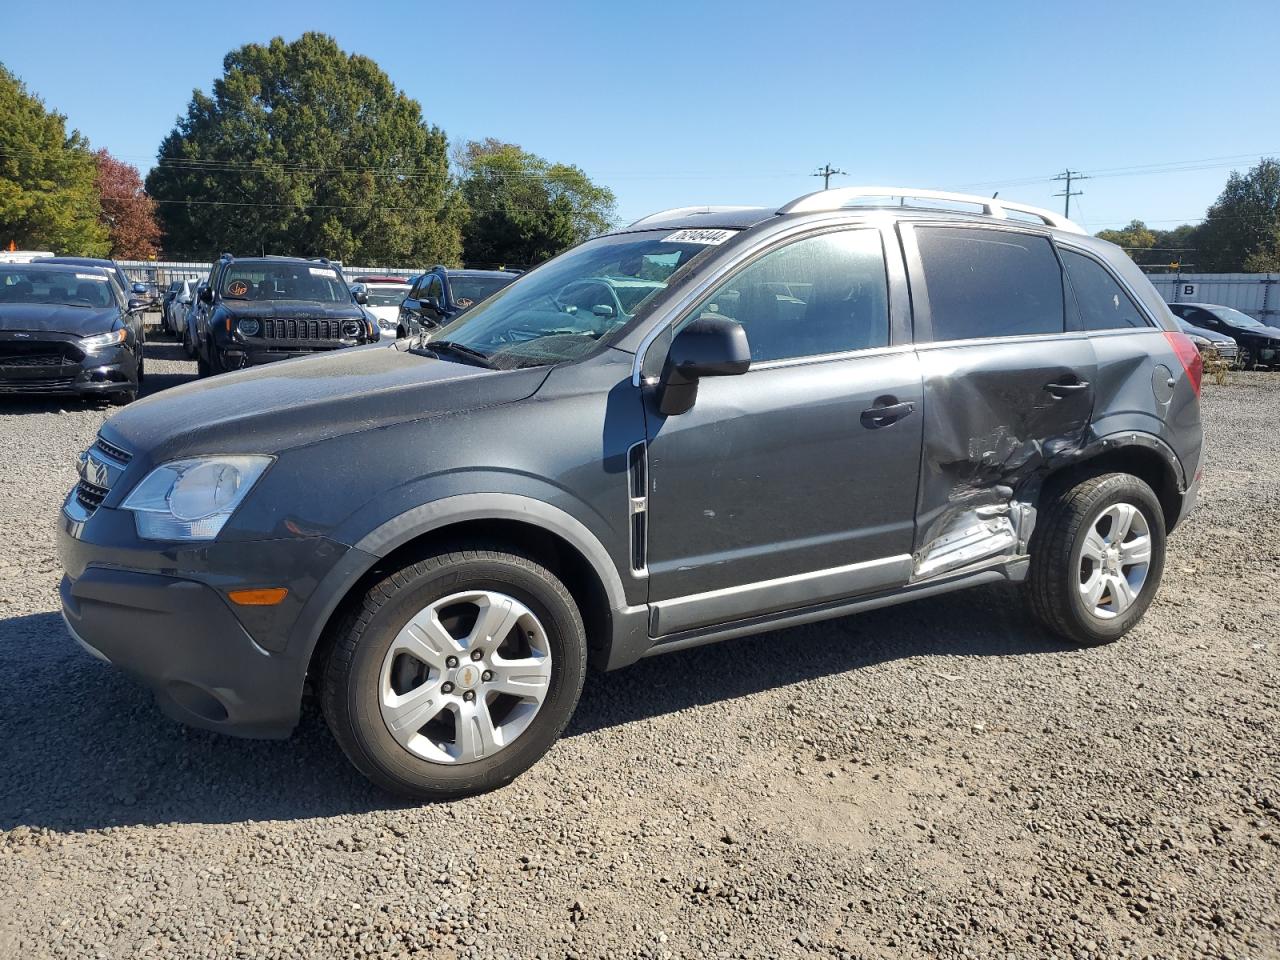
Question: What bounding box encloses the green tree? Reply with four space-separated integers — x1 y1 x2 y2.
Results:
1096 219 1199 269
1096 219 1158 256
458 139 616 268
145 33 461 263
0 64 108 255
1193 158 1280 272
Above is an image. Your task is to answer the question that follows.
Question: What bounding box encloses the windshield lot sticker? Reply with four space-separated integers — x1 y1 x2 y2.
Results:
309 267 338 279
226 280 249 297
74 273 109 281
662 228 736 245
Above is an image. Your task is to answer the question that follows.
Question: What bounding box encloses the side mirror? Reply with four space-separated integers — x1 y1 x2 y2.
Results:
591 303 616 319
127 298 146 312
354 289 368 305
420 297 443 316
656 316 751 416
199 287 213 304
131 282 149 295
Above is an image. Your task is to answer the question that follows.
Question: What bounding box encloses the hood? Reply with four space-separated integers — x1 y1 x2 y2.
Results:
101 345 550 465
0 303 118 337
220 299 365 320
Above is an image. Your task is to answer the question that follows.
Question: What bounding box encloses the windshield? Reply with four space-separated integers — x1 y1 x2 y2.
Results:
365 284 410 307
219 260 350 303
449 275 515 307
0 267 116 308
424 231 732 368
1210 306 1265 328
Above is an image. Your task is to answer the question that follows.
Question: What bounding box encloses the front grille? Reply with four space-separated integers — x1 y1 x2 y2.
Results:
75 479 109 511
261 318 351 341
92 436 132 464
0 353 64 368
0 341 82 365
0 377 76 394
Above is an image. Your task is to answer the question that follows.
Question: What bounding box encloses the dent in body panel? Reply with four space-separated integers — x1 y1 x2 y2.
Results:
912 338 1097 579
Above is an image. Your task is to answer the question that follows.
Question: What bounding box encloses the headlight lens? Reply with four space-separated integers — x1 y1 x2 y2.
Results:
238 319 260 337
341 319 362 338
81 328 127 351
122 455 273 541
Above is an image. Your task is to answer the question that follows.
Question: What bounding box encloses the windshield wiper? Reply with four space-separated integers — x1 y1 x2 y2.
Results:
423 339 497 369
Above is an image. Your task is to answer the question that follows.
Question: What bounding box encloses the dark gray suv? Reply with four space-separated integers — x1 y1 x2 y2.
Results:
58 187 1204 799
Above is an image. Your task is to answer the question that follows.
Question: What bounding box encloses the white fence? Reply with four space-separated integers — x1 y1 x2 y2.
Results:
1145 272 1279 323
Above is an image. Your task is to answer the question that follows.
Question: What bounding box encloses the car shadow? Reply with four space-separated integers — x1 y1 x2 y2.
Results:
0 584 1072 832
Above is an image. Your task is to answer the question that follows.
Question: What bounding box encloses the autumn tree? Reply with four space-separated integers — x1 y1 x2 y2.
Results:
146 33 461 263
458 139 616 268
94 150 161 259
0 63 108 255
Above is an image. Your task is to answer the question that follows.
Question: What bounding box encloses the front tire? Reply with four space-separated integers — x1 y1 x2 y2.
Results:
321 547 587 800
1026 473 1166 646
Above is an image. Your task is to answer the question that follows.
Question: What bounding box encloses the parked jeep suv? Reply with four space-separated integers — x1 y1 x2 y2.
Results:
193 254 378 375
59 188 1203 799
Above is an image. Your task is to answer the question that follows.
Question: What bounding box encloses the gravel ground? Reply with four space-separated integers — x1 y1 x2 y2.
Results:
1 334 1277 959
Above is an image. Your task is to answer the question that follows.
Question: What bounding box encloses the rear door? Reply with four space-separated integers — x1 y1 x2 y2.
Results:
902 223 1097 576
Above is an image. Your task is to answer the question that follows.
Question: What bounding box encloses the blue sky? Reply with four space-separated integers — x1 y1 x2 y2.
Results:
3 0 1276 232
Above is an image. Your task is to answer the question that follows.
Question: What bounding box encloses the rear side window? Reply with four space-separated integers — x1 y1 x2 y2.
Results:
1061 249 1150 330
915 227 1064 341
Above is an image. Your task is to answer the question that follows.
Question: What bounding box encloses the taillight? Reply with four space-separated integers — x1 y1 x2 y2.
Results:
1164 330 1203 397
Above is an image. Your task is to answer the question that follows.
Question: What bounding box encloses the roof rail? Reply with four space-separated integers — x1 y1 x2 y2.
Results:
628 205 762 228
778 186 1086 234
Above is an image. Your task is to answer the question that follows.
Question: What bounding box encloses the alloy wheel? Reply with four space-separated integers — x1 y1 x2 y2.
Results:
378 590 553 764
1078 502 1152 619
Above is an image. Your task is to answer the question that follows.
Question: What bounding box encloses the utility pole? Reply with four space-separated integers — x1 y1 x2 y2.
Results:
813 163 847 190
1051 169 1088 218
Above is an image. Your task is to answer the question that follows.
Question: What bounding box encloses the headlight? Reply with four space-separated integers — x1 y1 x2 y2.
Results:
238 319 260 337
81 328 127 351
341 319 363 338
122 455 273 541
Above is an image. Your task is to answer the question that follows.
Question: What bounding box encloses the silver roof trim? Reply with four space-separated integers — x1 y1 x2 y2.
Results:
627 206 763 228
778 186 1086 234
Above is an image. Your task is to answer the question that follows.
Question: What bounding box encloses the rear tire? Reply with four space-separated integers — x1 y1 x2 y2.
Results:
1026 473 1166 646
321 546 587 800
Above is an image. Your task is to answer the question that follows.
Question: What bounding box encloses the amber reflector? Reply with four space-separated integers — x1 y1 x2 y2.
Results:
228 587 289 606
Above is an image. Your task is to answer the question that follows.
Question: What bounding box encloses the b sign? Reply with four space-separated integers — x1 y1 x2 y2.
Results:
1181 283 1198 298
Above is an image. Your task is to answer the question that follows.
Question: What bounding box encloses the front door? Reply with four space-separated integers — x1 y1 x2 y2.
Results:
641 226 924 636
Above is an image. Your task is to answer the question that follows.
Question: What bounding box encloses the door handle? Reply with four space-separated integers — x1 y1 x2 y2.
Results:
1044 379 1090 397
860 399 915 428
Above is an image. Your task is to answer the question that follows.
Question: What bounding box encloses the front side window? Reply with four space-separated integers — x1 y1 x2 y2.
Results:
1061 249 1149 330
916 227 1064 341
423 230 729 369
684 229 889 362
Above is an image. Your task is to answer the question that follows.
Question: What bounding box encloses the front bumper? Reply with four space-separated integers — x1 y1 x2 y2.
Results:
57 503 354 738
0 337 135 397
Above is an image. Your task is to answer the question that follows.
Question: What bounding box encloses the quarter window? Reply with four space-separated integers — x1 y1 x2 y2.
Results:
915 227 1064 341
688 229 889 363
1061 249 1150 330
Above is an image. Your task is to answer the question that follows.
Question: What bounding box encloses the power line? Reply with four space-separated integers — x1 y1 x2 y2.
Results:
813 164 847 190
1051 169 1088 218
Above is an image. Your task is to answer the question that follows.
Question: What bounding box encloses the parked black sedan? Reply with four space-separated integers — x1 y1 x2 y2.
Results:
0 263 144 402
1169 302 1280 369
